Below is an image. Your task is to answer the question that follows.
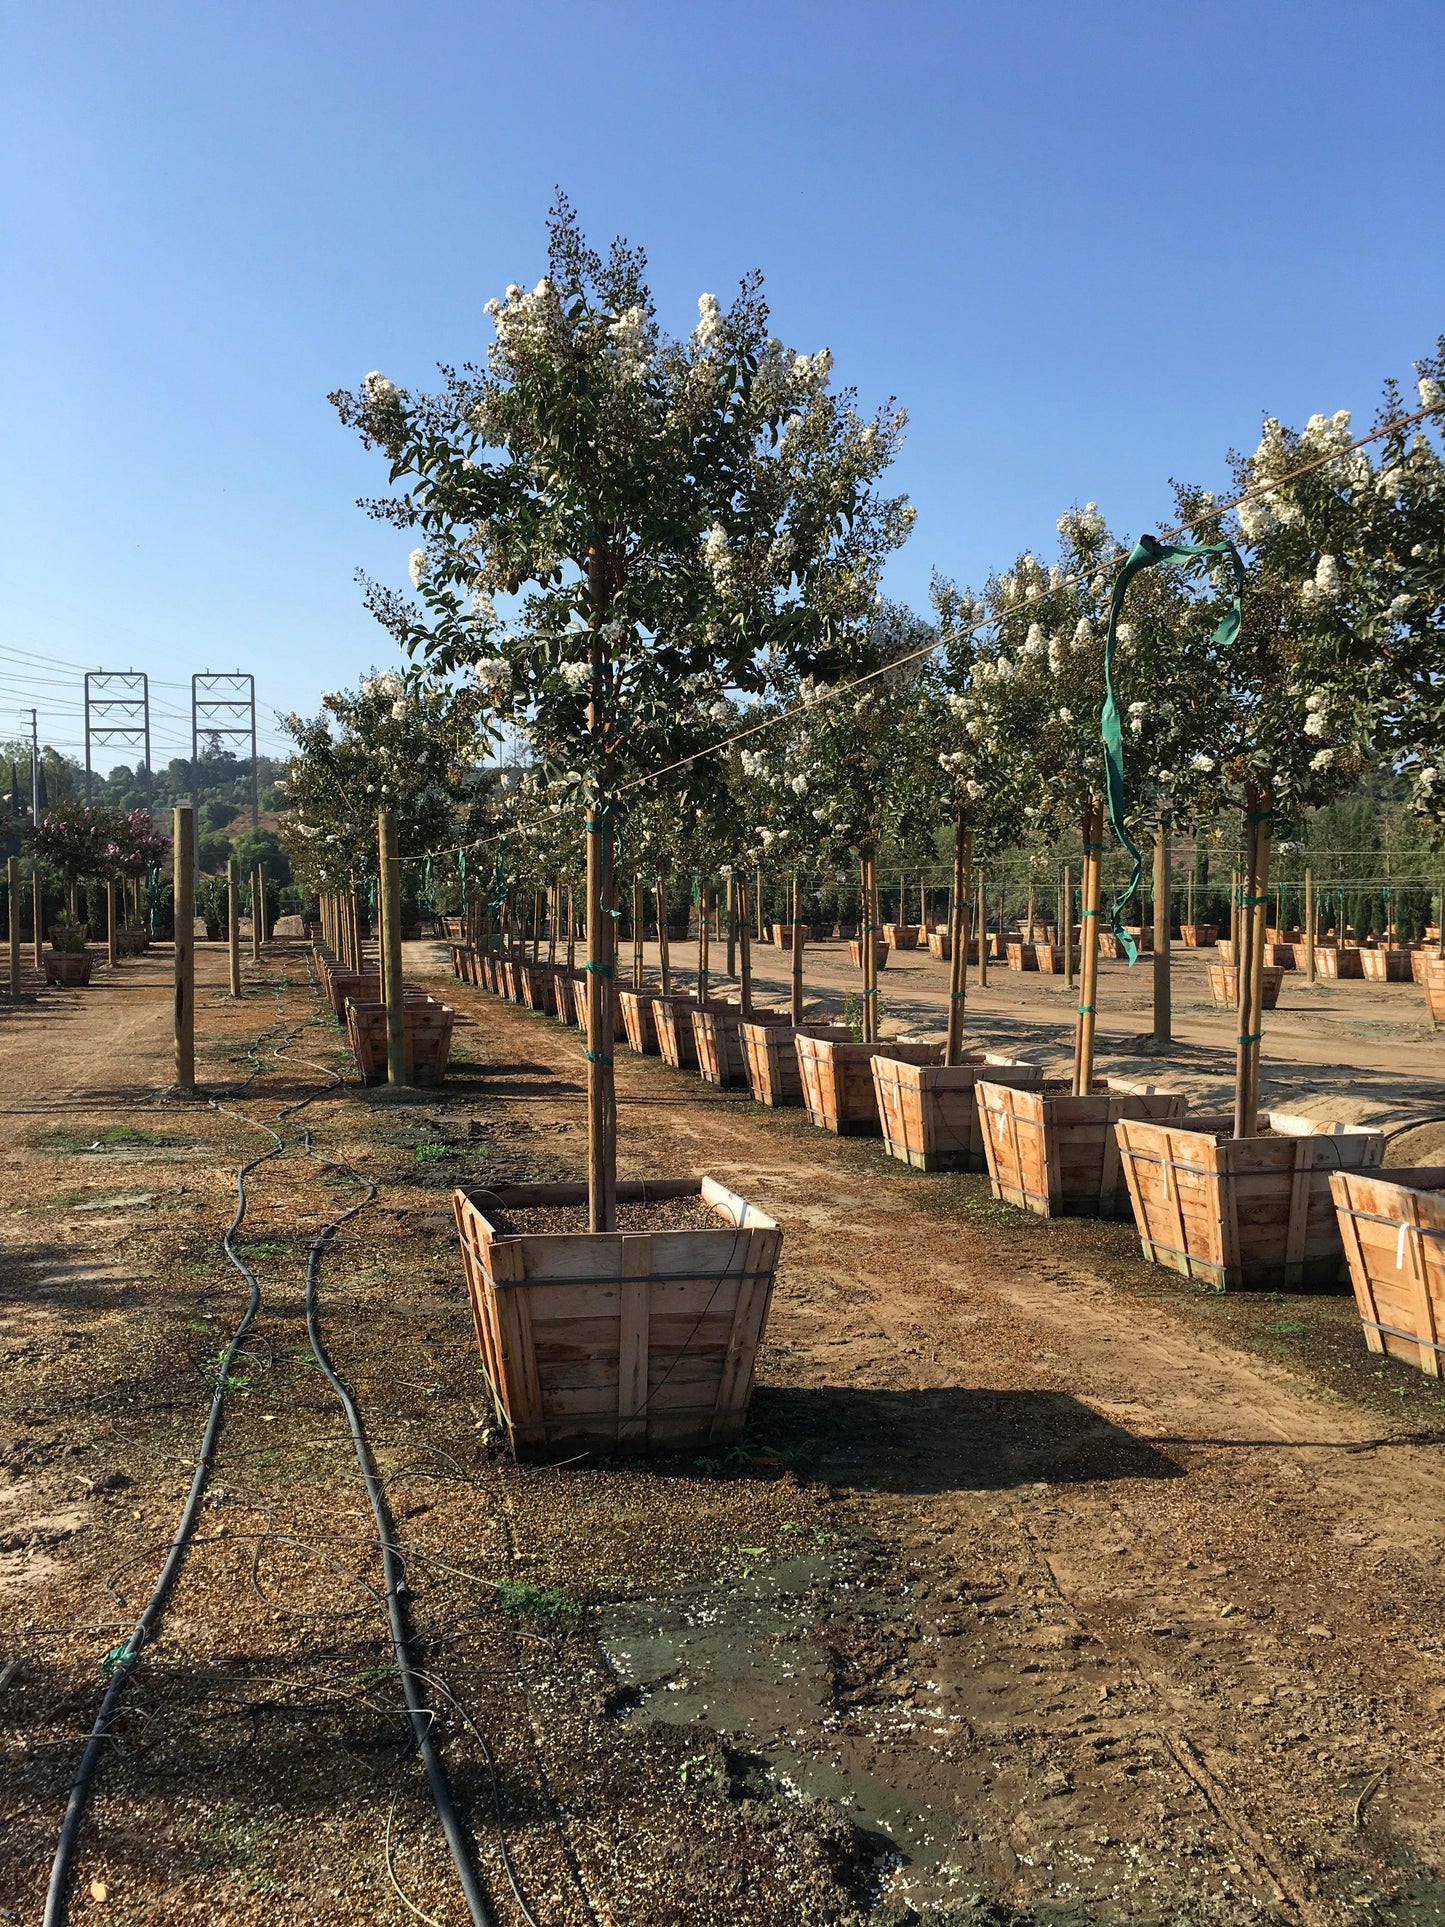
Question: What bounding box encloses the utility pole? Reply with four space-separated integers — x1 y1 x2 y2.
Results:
84 672 152 811
174 806 195 1094
191 672 259 825
29 710 39 823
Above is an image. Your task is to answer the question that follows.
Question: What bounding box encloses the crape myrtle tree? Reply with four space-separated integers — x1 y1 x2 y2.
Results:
950 507 1223 1093
279 669 494 912
333 198 914 1228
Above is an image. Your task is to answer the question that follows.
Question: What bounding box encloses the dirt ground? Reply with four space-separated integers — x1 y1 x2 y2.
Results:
2 935 1443 1927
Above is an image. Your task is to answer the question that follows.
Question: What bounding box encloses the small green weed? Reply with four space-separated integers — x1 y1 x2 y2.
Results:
839 992 888 1041
1266 1318 1310 1337
495 1579 578 1620
198 1802 280 1888
413 1142 459 1166
39 1125 170 1154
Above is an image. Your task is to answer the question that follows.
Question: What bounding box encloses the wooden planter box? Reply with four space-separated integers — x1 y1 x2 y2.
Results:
1261 942 1295 969
518 964 558 1014
795 1036 940 1136
1207 963 1284 1010
453 1178 781 1458
1409 948 1440 986
927 931 952 960
552 969 580 1022
44 948 94 986
567 975 623 1032
346 996 455 1086
1033 943 1066 974
882 924 919 949
771 924 810 950
741 1020 851 1107
1181 924 1218 948
1317 945 1364 980
873 1054 1044 1172
449 943 481 986
1423 958 1445 1027
847 940 890 970
1005 941 1037 972
49 925 89 949
115 927 149 957
978 1079 1188 1219
619 988 660 1055
1359 948 1412 983
324 970 382 1018
1331 1168 1445 1375
654 995 707 1071
834 923 858 941
1116 1113 1384 1292
692 1004 787 1087
1099 928 1152 959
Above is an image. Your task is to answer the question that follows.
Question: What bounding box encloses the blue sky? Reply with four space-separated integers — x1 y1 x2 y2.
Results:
2 0 1441 772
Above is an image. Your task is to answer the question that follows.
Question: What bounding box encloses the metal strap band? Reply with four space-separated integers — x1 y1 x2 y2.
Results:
1358 1316 1445 1356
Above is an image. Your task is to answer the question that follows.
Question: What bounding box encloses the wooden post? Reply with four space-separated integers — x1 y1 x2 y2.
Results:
173 806 194 1094
738 876 753 1015
725 872 737 981
7 857 19 996
976 869 988 988
790 873 805 1025
1152 821 1171 1046
1063 865 1073 987
548 879 559 968
227 858 241 997
566 885 576 973
631 878 643 991
252 864 264 960
380 809 406 1087
698 881 711 1005
585 802 618 1233
656 874 671 994
106 878 119 968
945 808 972 1065
755 866 765 940
1025 878 1035 946
1073 799 1103 1095
1233 797 1273 1138
1304 866 1316 982
32 869 43 971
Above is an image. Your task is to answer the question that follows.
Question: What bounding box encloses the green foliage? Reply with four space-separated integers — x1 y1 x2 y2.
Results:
494 1578 578 1620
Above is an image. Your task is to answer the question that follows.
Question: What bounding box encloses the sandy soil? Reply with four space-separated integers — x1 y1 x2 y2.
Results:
1 938 1442 1927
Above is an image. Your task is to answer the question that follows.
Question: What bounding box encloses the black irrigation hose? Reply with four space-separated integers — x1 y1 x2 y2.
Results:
42 1096 285 1926
298 1127 499 1927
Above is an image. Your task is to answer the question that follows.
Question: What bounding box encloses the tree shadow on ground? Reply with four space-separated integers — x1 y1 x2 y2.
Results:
746 1383 1181 1494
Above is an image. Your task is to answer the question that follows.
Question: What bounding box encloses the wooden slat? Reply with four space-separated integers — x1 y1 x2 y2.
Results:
617 1234 650 1447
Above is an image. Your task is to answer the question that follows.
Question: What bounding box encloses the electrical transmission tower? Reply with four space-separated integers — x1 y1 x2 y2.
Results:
83 671 153 810
191 672 259 825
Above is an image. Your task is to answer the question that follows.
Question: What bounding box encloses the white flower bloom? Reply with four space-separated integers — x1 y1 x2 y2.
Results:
703 523 732 588
468 588 497 627
1314 554 1342 598
694 293 723 347
474 657 512 698
1237 493 1276 542
1116 621 1134 646
1303 712 1327 738
1048 635 1066 675
609 304 648 367
364 371 399 405
390 700 408 721
1419 376 1444 411
1389 593 1413 620
1073 618 1092 646
790 774 809 795
1022 622 1046 657
560 660 590 690
408 548 429 588
1304 689 1327 712
1310 747 1336 771
1057 707 1074 725
1190 753 1215 772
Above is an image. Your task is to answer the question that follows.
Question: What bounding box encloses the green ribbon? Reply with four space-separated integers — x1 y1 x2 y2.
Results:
490 836 508 915
1101 532 1245 964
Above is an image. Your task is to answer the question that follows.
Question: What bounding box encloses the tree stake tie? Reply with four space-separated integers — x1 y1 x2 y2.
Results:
1100 531 1245 964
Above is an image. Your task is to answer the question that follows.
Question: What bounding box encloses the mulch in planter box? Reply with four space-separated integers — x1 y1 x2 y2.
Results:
453 1177 781 1458
346 995 455 1086
1005 941 1038 972
873 1053 1043 1172
977 1078 1189 1219
1116 1111 1384 1292
741 1020 852 1108
1207 962 1283 1010
794 1035 940 1136
1316 946 1364 980
848 939 890 970
692 1004 788 1087
1331 1166 1445 1374
1359 948 1412 983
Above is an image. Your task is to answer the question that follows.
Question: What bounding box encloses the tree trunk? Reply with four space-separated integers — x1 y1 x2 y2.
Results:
738 876 753 1015
585 807 618 1231
632 878 643 990
790 873 804 1025
698 881 711 1005
976 868 988 988
945 808 973 1066
657 874 671 994
1233 793 1273 1138
380 810 405 1087
1062 864 1073 987
861 848 880 1042
173 807 194 1094
226 859 240 996
1152 821 1171 1046
725 873 737 981
1073 799 1103 1094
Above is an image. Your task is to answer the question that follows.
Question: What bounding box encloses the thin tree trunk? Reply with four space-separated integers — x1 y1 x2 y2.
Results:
657 874 671 994
226 859 240 996
790 873 804 1025
698 881 711 1005
380 810 406 1086
1073 799 1103 1094
725 873 737 981
945 808 973 1066
1063 864 1073 986
1152 821 1171 1046
861 848 880 1042
632 878 643 990
585 803 618 1232
977 868 988 988
1233 793 1273 1138
173 807 194 1094
738 876 753 1015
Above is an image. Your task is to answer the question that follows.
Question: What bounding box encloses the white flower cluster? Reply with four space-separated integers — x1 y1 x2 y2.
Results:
1057 501 1106 544
694 293 723 348
1302 688 1330 738
1298 554 1342 606
559 660 590 690
408 548 429 588
485 278 566 359
703 523 733 589
1419 376 1444 412
364 371 399 406
474 657 513 700
791 348 833 392
361 670 405 701
609 304 648 370
468 587 497 627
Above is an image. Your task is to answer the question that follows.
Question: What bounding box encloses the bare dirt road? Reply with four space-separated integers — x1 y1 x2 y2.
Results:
2 941 1442 1927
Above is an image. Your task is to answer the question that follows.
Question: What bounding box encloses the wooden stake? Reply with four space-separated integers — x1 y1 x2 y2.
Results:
698 880 711 1005
1073 799 1103 1095
106 877 119 969
7 857 19 996
1233 797 1273 1138
725 872 737 981
173 806 194 1094
1304 866 1316 983
945 808 972 1066
1152 821 1171 1046
632 878 643 990
31 869 42 971
790 873 804 1025
380 809 406 1087
251 864 264 960
656 874 671 994
585 805 618 1232
738 876 753 1015
1063 865 1073 986
977 868 988 988
227 859 241 997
